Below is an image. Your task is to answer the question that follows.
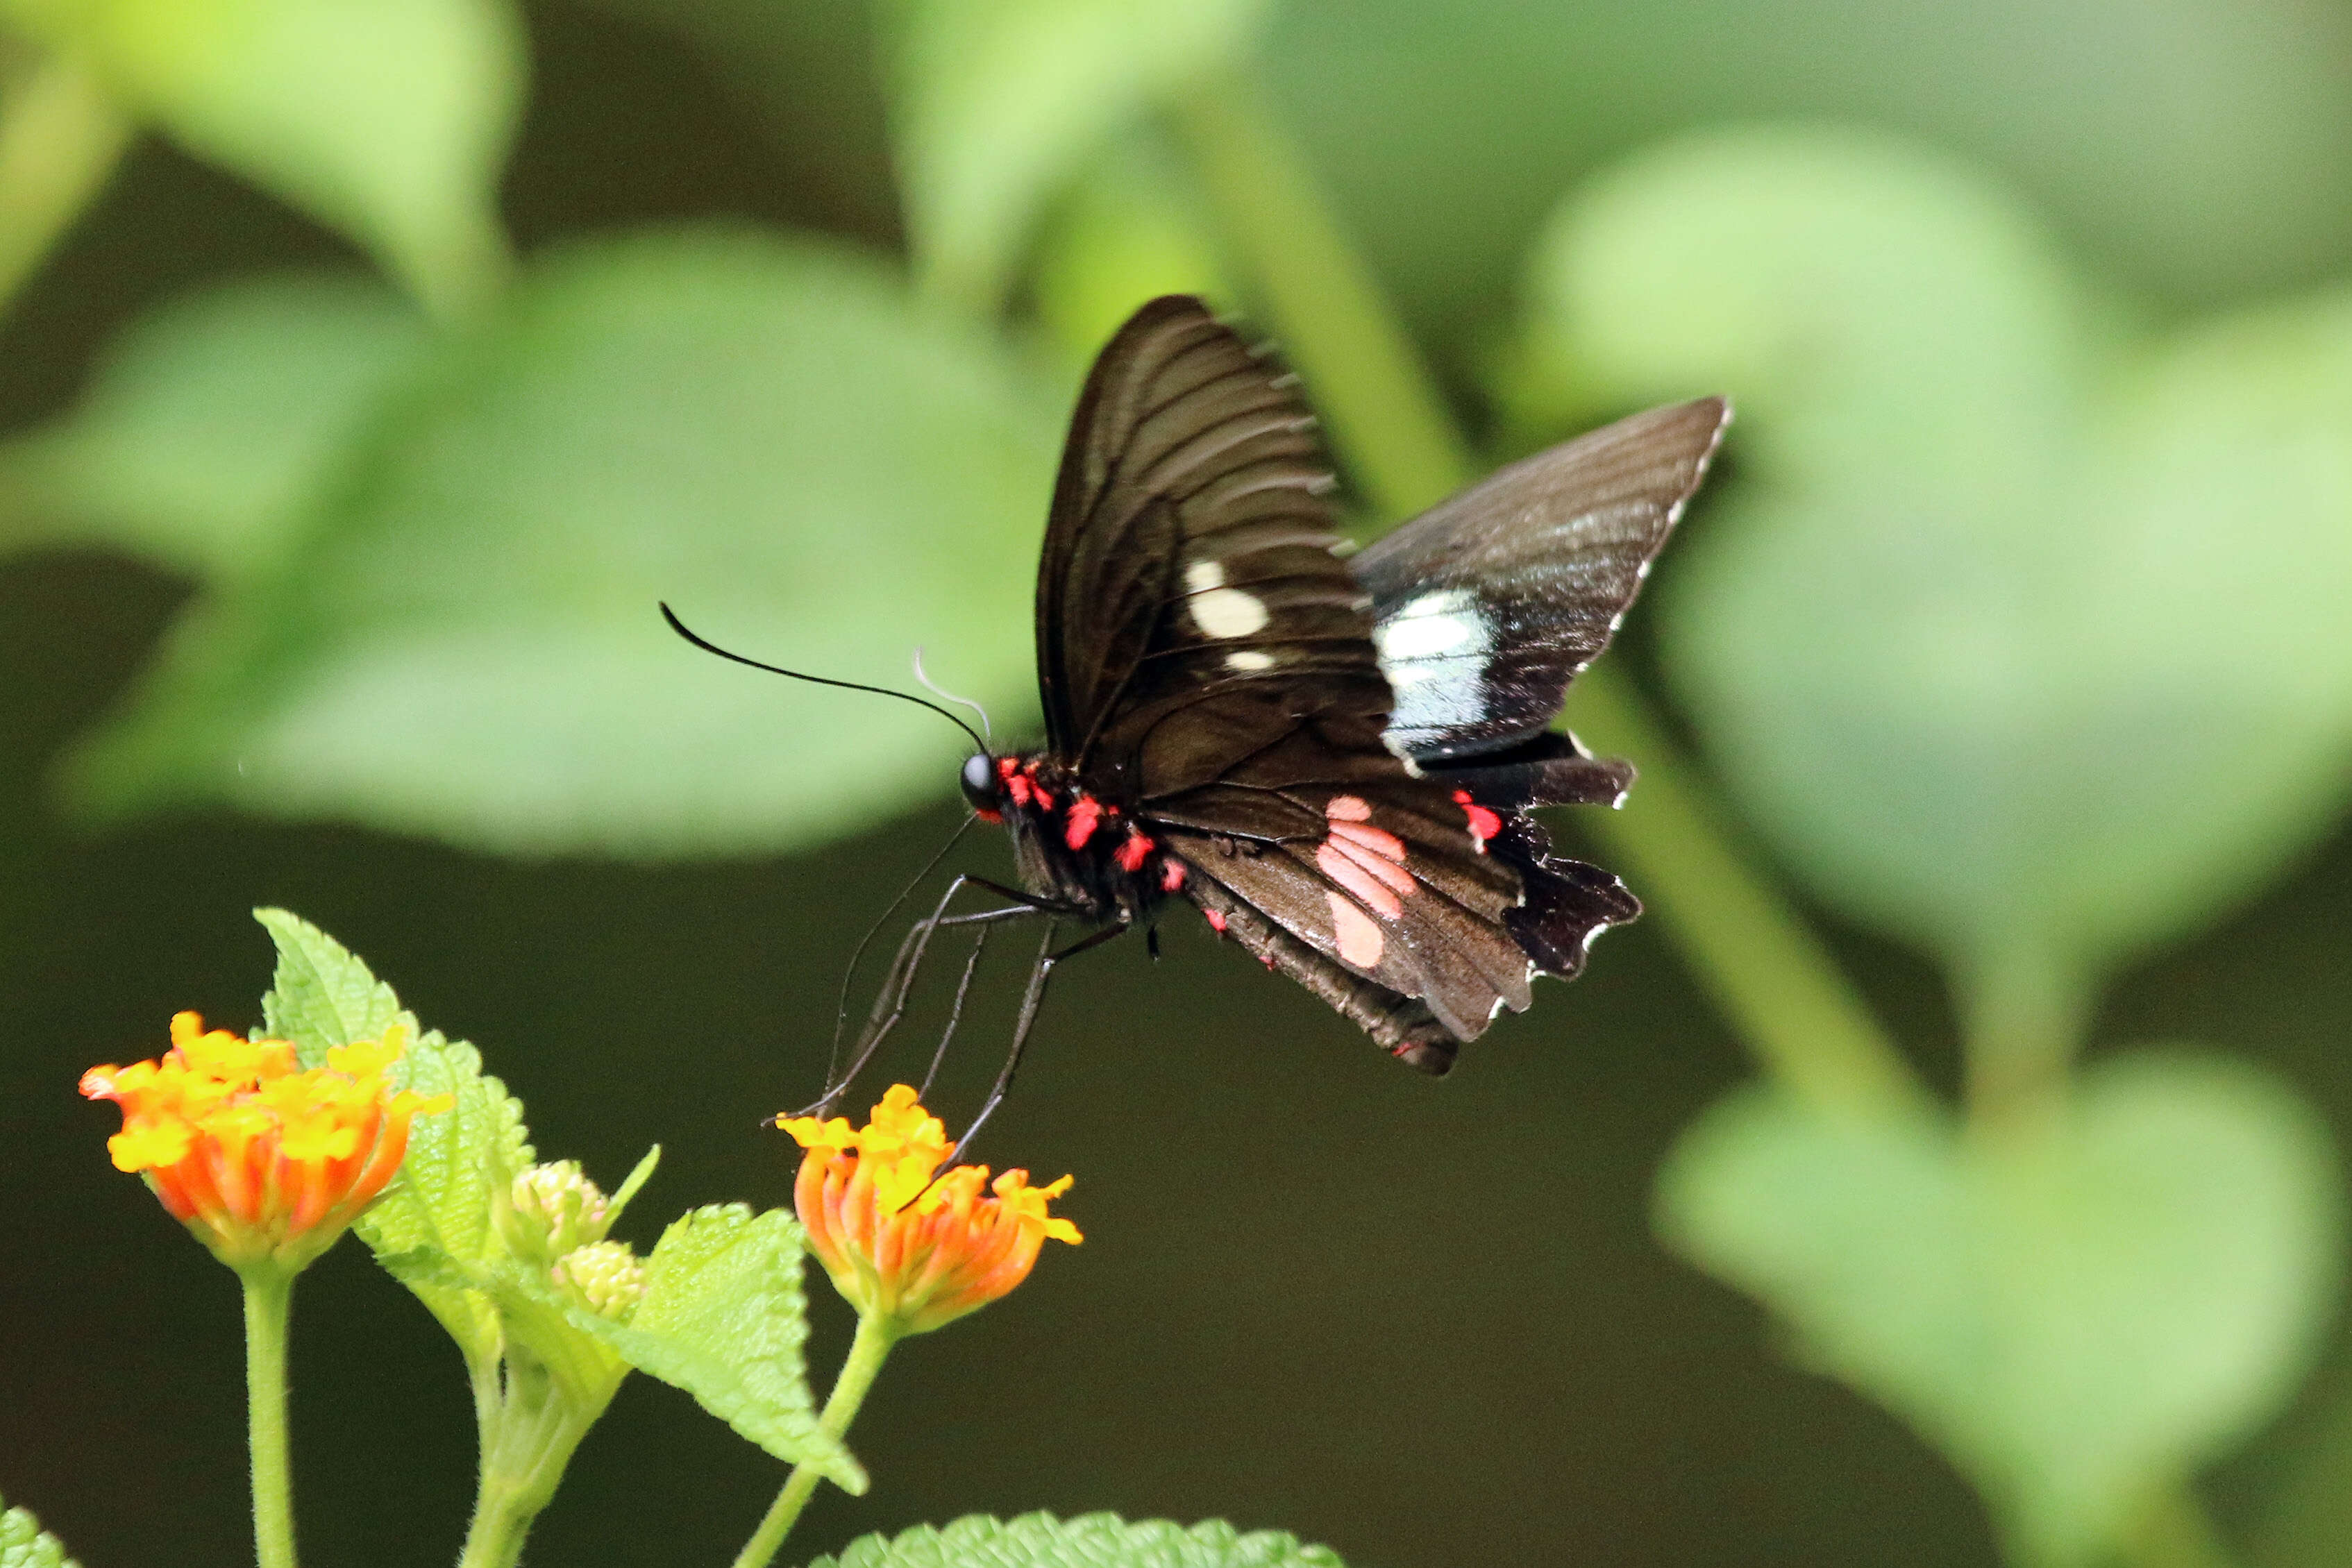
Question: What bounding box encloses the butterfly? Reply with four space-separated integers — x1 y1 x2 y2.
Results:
932 294 1728 1079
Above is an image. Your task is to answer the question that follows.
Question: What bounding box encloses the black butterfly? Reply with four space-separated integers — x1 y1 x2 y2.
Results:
909 295 1727 1087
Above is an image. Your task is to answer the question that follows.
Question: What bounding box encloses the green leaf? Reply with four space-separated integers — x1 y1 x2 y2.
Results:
881 0 1270 310
806 1513 1347 1568
0 1491 81 1568
573 1204 863 1492
60 228 1064 858
253 906 530 1363
1520 126 2352 1002
1658 1051 2344 1567
0 0 522 314
0 273 429 579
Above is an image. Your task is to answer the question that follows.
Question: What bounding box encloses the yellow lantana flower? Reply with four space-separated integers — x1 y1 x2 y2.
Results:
81 1011 451 1274
777 1084 1080 1335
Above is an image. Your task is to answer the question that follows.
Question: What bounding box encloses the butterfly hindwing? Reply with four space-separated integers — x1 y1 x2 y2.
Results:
1352 397 1729 764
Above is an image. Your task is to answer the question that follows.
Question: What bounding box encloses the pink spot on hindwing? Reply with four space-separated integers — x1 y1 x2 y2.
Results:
1204 907 1227 934
1314 795 1414 919
1451 789 1502 851
1327 893 1385 967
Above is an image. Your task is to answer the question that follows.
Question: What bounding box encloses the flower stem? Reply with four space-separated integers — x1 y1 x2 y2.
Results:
1169 71 1925 1118
732 1313 899 1568
0 51 133 325
240 1267 301 1568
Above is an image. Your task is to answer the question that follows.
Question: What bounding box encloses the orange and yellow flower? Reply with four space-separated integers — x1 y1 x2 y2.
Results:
777 1084 1080 1335
81 1011 451 1273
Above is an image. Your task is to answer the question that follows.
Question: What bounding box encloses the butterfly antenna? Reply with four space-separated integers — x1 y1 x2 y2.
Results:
911 648 990 745
659 602 989 757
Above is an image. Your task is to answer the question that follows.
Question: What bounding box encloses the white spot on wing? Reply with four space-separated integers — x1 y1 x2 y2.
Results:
1185 560 1225 593
1374 588 1487 661
1376 588 1495 734
1225 649 1275 672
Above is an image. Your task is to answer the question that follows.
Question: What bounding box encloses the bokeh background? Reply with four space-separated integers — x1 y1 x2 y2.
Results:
6 3 2352 1567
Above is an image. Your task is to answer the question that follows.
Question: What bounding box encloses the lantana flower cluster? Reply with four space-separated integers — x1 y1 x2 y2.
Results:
777 1084 1080 1335
81 1011 449 1272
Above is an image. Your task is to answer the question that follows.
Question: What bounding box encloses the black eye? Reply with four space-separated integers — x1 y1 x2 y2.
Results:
959 754 1001 811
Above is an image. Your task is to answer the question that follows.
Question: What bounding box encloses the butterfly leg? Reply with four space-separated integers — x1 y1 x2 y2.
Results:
941 918 1132 1166
916 921 993 1101
814 875 1062 1113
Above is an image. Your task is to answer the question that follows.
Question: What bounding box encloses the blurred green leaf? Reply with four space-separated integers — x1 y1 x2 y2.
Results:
575 1204 864 1492
255 906 532 1364
806 1513 1347 1568
880 0 1270 310
1522 128 2352 1008
1660 1051 2342 1567
62 228 1063 858
1265 0 2352 353
0 273 428 578
1031 130 1232 371
0 1490 79 1568
0 0 522 314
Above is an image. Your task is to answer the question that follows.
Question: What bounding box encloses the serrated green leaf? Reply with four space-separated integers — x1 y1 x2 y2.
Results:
253 907 530 1363
807 1512 1347 1568
62 228 1061 858
0 273 428 578
1520 126 2352 1007
882 0 1270 310
0 0 521 314
0 1491 81 1568
1658 1051 2343 1567
573 1204 862 1492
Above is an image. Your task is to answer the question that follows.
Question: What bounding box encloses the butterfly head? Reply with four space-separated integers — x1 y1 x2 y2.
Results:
959 752 1006 823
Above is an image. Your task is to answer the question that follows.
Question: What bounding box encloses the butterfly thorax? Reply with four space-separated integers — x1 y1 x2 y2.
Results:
977 754 1188 923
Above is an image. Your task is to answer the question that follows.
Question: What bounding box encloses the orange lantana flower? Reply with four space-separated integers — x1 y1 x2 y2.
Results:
777 1084 1080 1335
81 1011 451 1273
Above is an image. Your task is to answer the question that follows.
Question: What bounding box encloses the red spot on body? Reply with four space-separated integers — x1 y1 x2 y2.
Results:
1204 907 1227 934
1452 788 1502 851
1161 859 1187 892
1006 773 1034 809
1065 796 1104 850
1114 829 1152 873
974 808 1003 825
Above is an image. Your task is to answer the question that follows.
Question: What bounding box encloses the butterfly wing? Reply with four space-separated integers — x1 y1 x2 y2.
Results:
1033 296 1381 771
1352 398 1730 778
1031 297 1556 1067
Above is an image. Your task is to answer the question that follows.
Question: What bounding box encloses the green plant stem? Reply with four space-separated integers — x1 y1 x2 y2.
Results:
0 51 133 324
2124 1485 2242 1568
240 1267 300 1568
1960 947 2089 1134
732 1312 900 1568
1170 72 1924 1119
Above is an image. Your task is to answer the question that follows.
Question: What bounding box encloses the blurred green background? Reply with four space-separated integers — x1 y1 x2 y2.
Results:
6 2 2352 1566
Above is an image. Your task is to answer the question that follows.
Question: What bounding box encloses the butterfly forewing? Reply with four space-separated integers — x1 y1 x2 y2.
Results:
1034 298 1383 770
1353 397 1729 760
